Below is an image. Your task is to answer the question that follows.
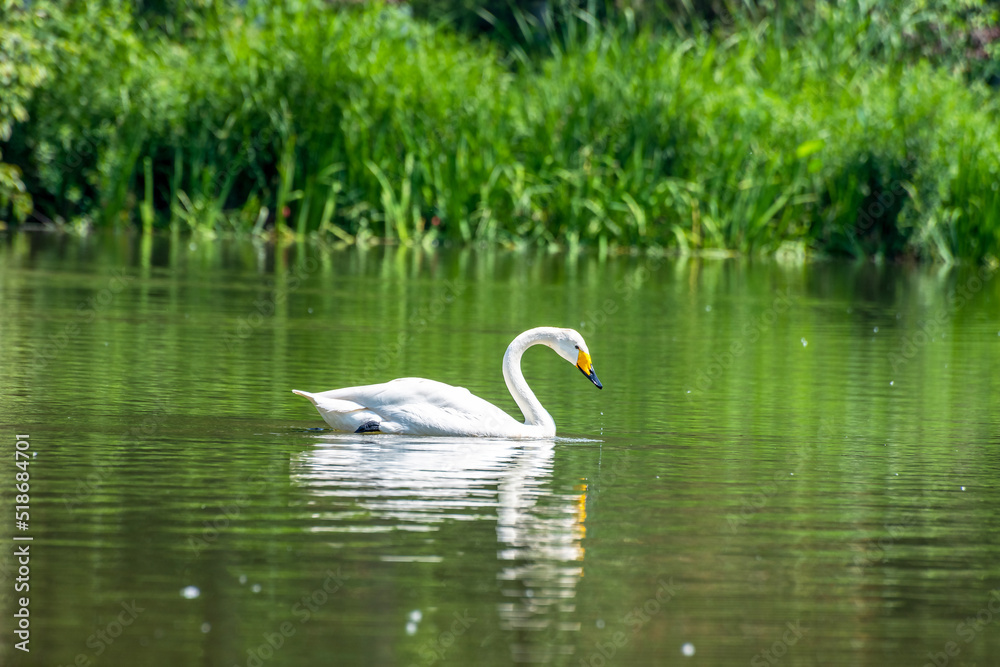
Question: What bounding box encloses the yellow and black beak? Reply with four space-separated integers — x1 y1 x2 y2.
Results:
576 350 603 389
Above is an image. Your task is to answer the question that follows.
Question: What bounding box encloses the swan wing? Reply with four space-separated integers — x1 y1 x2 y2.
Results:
291 390 382 432
294 378 524 436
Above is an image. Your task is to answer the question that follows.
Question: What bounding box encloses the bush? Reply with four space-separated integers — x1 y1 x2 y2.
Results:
2 0 999 261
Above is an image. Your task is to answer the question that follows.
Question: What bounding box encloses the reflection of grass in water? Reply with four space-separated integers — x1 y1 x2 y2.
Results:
5 2 1000 260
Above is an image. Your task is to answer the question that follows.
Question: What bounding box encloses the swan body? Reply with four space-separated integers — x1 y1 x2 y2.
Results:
293 327 602 438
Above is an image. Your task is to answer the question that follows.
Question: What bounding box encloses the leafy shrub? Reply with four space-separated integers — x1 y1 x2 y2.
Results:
3 0 999 261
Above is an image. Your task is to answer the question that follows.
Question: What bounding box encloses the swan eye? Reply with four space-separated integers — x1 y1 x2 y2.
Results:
575 345 579 350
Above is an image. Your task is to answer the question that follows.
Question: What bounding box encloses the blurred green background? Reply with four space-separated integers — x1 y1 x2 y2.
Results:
2 0 999 260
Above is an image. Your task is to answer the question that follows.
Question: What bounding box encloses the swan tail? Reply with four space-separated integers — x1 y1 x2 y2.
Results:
293 390 366 412
293 389 379 432
292 389 319 405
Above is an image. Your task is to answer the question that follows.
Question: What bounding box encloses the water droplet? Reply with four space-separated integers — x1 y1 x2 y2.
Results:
801 338 808 347
409 610 422 623
705 305 712 312
181 586 200 599
308 308 313 314
890 381 894 386
961 486 966 491
239 575 247 584
596 619 606 629
682 643 696 657
251 584 262 593
873 327 878 333
200 622 211 633
405 621 418 636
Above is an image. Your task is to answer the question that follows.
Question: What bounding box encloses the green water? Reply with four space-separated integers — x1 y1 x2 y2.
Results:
1 232 999 667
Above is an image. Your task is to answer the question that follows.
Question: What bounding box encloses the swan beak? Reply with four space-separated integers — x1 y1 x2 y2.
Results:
576 350 603 389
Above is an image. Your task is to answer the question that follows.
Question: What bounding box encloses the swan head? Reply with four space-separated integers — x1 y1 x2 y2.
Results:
544 328 603 390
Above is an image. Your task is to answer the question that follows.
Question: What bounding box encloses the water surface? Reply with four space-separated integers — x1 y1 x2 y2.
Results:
1 232 999 666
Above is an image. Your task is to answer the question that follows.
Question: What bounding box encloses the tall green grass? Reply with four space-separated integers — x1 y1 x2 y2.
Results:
3 0 1000 261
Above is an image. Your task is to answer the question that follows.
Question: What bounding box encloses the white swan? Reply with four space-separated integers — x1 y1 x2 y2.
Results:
292 327 602 438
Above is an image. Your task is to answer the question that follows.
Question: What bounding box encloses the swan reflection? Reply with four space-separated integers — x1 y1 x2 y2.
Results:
290 434 589 662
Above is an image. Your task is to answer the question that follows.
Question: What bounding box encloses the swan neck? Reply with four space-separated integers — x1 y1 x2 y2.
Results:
502 330 556 432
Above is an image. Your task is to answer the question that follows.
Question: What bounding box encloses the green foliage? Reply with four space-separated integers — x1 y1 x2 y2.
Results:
2 0 999 260
0 0 60 222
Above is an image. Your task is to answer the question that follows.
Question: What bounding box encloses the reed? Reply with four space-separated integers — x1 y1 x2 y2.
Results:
4 0 999 261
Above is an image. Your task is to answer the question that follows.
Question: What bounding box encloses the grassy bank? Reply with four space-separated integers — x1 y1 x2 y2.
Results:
2 1 999 261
